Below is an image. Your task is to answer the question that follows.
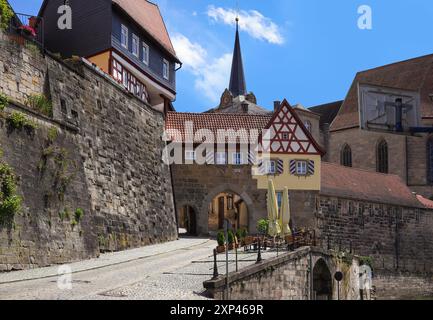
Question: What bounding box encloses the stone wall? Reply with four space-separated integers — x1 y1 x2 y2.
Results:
204 247 361 300
328 128 433 198
315 195 433 274
0 28 177 269
172 164 317 235
373 272 433 300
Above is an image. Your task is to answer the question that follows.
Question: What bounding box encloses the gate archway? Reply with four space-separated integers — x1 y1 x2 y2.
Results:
313 259 333 300
178 205 197 236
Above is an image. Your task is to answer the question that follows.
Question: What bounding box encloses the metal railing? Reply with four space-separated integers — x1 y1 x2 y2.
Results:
7 13 44 50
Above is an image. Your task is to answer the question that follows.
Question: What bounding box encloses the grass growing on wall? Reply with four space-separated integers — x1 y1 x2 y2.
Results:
0 93 8 111
6 111 38 131
26 94 53 117
0 0 14 31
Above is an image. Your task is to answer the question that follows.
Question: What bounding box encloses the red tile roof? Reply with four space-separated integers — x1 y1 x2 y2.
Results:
165 112 272 143
331 54 433 131
321 162 423 208
416 195 433 209
113 0 178 60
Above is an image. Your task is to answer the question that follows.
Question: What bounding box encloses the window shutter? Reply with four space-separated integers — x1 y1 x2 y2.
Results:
277 160 284 174
248 151 256 165
258 161 266 175
308 160 315 175
289 160 297 175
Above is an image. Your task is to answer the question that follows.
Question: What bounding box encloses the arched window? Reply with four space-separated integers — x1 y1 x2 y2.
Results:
341 144 352 167
427 137 433 184
304 120 312 133
377 139 389 174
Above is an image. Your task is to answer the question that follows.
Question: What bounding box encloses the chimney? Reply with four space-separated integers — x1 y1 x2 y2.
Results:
274 101 281 112
241 102 249 113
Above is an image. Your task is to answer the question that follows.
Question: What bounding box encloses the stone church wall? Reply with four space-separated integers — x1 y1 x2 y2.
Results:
0 30 177 270
328 128 433 198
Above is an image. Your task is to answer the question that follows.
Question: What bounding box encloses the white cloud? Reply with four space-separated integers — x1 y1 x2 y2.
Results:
172 34 232 103
207 6 284 45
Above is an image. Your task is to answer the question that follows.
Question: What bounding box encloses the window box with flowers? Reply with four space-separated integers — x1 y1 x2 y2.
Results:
19 25 36 37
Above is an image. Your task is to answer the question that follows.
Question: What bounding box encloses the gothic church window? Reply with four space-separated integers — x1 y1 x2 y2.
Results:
377 139 389 174
341 144 352 167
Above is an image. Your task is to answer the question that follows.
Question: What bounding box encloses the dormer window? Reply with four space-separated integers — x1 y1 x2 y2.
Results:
132 34 139 57
143 42 149 65
163 59 169 80
121 25 128 49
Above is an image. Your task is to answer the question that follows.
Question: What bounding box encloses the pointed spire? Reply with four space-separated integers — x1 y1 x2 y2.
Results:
229 17 247 97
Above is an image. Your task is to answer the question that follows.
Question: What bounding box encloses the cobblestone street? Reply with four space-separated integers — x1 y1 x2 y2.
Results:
0 237 281 300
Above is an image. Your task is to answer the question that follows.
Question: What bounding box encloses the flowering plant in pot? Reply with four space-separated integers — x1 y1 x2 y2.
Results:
19 25 36 37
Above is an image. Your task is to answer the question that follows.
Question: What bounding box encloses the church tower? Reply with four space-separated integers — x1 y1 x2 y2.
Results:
229 18 247 97
209 18 270 115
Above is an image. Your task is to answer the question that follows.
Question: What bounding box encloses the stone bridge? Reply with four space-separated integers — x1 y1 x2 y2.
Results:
203 247 361 300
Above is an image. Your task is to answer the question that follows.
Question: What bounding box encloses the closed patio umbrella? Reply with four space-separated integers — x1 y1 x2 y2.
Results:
267 179 281 237
280 187 292 236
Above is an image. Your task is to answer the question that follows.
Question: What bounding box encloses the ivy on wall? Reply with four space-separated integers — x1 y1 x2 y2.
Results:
0 0 13 31
0 149 21 227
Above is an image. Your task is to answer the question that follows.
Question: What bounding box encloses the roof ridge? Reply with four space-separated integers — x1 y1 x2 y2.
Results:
357 53 433 75
167 111 272 117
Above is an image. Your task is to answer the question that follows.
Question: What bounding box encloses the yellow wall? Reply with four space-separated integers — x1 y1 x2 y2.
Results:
253 154 321 191
88 51 111 74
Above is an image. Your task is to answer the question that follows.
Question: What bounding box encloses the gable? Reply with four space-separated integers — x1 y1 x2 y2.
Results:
262 100 324 155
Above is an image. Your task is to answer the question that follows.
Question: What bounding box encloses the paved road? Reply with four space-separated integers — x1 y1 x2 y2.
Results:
0 238 217 300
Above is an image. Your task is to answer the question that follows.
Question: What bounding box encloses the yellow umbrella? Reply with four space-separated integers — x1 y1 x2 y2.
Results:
280 187 292 236
267 179 281 237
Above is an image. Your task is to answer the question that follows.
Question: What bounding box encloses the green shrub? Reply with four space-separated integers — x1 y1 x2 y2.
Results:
359 256 374 269
217 230 225 246
257 219 269 235
227 230 235 244
0 0 14 31
0 162 21 225
0 93 8 111
26 94 53 117
7 111 37 130
236 228 248 241
75 208 84 222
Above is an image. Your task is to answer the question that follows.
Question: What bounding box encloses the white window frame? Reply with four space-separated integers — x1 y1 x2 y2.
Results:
185 150 196 161
121 24 128 49
122 70 128 88
266 160 276 174
163 59 170 80
142 42 150 65
232 152 243 165
132 34 139 57
296 160 308 176
215 152 227 165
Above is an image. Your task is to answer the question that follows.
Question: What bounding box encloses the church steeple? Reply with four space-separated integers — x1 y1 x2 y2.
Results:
229 18 247 97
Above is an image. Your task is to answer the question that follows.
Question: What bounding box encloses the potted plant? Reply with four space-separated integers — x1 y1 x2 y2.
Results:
19 25 36 37
243 229 254 246
227 230 235 250
216 230 226 253
236 228 245 246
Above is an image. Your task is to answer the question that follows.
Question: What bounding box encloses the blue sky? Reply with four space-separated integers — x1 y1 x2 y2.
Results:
9 0 433 112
